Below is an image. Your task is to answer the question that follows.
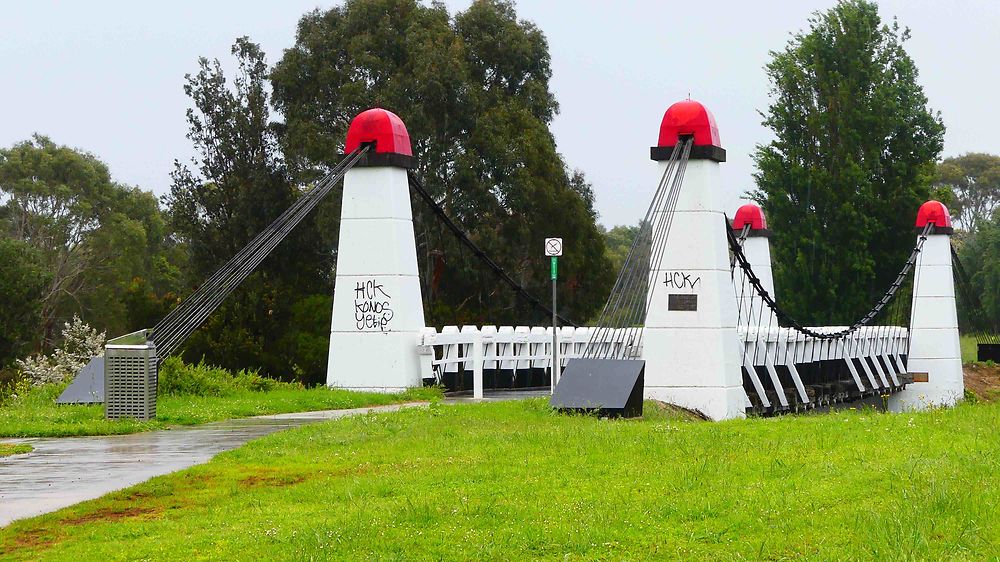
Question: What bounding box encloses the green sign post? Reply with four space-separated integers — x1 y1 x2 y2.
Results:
544 238 563 393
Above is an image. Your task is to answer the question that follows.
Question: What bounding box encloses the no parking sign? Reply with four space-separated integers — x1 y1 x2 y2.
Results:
544 237 563 257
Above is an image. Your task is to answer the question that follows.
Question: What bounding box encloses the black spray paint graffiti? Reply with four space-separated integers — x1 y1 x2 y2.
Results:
663 271 702 291
355 279 394 331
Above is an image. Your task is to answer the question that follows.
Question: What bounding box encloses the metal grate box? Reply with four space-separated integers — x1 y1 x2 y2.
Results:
104 330 158 421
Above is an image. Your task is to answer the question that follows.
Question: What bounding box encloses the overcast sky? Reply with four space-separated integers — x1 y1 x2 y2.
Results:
2 1 998 228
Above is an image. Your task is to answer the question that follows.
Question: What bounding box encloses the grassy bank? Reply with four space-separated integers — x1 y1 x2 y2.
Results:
4 398 1000 559
0 443 32 457
0 359 441 438
961 334 979 363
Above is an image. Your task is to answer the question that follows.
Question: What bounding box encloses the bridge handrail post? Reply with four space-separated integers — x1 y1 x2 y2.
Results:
418 327 438 383
473 332 484 399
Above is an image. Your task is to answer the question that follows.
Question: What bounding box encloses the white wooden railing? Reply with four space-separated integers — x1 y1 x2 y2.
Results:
417 326 642 398
418 324 908 402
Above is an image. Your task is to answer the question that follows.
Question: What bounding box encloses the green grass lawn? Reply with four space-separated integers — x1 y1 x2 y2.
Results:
0 443 32 457
5 398 1000 560
0 383 441 438
962 334 979 363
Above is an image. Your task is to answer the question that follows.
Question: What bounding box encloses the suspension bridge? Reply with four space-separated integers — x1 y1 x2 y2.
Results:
68 99 980 421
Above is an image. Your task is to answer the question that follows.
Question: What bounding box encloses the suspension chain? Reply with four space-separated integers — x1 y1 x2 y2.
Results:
726 222 932 340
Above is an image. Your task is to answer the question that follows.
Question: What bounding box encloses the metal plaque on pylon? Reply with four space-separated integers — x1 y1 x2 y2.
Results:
668 294 698 311
544 238 563 257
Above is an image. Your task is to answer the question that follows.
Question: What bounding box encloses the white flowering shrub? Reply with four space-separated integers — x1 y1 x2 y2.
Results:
16 316 106 387
13 354 59 387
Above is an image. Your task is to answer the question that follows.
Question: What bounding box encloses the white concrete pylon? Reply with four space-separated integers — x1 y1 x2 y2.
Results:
890 200 964 410
326 108 428 391
643 100 745 420
731 203 774 326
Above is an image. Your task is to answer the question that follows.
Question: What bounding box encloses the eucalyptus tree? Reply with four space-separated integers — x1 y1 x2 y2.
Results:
0 136 166 346
271 0 613 326
0 239 50 365
935 153 1000 233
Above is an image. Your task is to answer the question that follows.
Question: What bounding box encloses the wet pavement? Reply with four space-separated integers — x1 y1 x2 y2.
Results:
0 390 549 527
0 403 421 527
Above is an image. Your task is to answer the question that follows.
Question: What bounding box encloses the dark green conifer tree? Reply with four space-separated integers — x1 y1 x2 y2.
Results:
752 0 944 324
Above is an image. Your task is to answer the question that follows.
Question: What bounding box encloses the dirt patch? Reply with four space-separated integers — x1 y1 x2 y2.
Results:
0 507 162 556
61 505 161 526
0 529 62 557
120 490 154 501
116 474 212 502
965 364 1000 401
239 471 307 489
180 472 215 487
0 507 154 556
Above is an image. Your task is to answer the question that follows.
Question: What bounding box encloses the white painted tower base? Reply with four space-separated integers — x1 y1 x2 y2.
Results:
643 101 745 421
645 160 745 420
890 230 964 411
327 165 426 391
742 237 774 293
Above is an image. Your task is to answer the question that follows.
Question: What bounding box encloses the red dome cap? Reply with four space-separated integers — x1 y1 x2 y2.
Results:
657 99 721 147
733 204 767 230
345 108 412 156
915 200 952 229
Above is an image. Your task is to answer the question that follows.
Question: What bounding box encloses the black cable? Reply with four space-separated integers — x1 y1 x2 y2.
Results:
586 143 683 356
154 149 364 354
151 147 368 359
594 150 678 334
633 140 693 355
730 216 753 366
152 148 363 347
952 245 996 344
598 139 691 358
611 142 686 356
407 173 578 327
